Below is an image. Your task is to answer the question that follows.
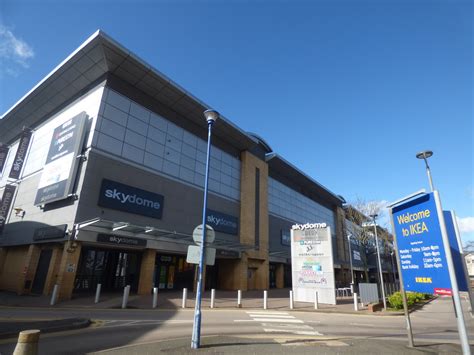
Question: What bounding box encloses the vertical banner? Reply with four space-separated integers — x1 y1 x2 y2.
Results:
34 112 87 206
291 223 336 305
391 193 452 295
0 184 16 235
9 130 33 179
0 144 9 174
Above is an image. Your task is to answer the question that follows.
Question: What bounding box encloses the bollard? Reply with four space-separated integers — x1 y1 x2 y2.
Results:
122 285 130 309
152 287 158 309
94 284 102 304
263 290 268 310
210 289 215 309
354 292 359 311
50 284 59 306
13 329 40 355
237 290 242 308
289 290 294 310
182 288 187 308
314 291 319 310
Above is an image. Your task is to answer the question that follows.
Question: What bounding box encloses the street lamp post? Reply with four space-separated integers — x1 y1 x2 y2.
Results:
347 234 355 293
416 150 434 192
370 214 387 310
191 109 219 349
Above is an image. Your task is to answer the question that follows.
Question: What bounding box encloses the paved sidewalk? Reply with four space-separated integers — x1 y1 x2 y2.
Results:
0 318 90 339
0 289 398 316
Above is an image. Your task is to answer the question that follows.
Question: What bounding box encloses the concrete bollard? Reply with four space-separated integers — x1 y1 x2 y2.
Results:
94 284 102 304
210 289 215 309
152 287 158 309
263 290 268 310
289 290 294 310
13 329 40 355
50 284 59 306
237 290 242 308
121 285 130 309
354 292 359 311
314 291 319 310
182 288 187 308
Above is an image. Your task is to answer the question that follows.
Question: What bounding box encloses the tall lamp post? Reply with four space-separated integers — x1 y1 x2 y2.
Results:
370 214 387 310
191 109 219 349
416 150 434 191
347 234 355 293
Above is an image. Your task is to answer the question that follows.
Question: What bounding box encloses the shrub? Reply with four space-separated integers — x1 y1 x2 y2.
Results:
388 291 432 309
388 292 403 309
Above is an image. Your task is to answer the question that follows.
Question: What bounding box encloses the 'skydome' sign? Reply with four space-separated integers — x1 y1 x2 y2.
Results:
391 193 451 295
98 179 164 219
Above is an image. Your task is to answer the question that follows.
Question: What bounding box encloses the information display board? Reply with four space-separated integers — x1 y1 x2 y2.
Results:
291 223 336 305
391 193 452 295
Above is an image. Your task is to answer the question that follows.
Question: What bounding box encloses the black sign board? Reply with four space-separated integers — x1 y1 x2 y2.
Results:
9 130 32 179
0 145 9 174
216 249 239 258
33 224 68 241
281 229 291 246
0 184 16 235
34 112 88 206
98 179 164 219
97 234 147 247
206 209 239 235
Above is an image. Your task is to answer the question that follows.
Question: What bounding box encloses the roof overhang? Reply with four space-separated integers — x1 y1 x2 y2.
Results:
75 217 253 253
1 30 258 152
266 153 344 207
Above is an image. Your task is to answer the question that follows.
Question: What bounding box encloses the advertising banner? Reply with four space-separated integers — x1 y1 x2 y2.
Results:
0 184 16 235
34 112 88 206
0 145 9 174
98 179 164 219
291 223 336 305
391 193 452 295
9 130 32 179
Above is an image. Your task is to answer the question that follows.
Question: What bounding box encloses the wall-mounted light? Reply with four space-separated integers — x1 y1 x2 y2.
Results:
14 207 25 218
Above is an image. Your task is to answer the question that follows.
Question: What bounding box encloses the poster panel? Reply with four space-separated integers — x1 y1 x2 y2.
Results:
291 223 336 305
391 193 451 295
34 112 87 206
0 184 16 235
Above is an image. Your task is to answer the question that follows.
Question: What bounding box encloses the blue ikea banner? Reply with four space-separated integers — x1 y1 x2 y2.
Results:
391 193 452 295
443 211 468 292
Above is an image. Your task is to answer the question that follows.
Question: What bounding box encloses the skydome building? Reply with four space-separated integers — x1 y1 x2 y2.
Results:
0 31 351 300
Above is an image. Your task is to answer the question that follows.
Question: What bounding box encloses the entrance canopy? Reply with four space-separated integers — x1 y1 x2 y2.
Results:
75 218 253 253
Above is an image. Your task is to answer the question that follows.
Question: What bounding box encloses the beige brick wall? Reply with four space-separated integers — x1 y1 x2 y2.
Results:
56 242 82 301
43 246 63 295
20 245 41 295
0 246 29 293
137 249 156 295
275 263 284 288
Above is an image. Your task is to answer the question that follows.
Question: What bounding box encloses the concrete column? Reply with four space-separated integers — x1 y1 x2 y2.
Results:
43 247 62 295
275 264 284 289
19 245 41 295
137 249 156 295
56 242 82 302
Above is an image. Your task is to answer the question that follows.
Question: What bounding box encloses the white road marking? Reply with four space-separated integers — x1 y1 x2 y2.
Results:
248 314 295 319
263 328 323 336
246 311 289 315
251 318 304 323
349 322 375 327
261 323 313 329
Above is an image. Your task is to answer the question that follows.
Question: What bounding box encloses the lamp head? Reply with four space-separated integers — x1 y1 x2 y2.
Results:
203 109 219 124
416 150 433 160
370 214 378 220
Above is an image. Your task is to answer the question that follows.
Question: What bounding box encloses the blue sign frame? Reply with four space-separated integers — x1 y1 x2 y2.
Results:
444 211 468 292
391 193 451 295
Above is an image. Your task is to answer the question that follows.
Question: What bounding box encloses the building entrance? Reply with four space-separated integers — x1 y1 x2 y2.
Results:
75 247 142 292
154 254 194 290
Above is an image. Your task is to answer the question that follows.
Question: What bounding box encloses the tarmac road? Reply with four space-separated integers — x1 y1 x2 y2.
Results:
0 297 472 354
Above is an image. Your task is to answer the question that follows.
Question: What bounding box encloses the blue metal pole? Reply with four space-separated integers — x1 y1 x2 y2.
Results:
191 120 214 349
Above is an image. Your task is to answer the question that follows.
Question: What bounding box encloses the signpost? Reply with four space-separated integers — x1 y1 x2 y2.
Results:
290 223 336 305
390 191 470 353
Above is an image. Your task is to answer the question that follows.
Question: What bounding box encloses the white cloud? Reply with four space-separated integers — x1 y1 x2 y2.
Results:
0 25 34 71
457 216 474 233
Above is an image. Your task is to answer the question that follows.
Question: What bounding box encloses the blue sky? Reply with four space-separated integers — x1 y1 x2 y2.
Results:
1 0 473 243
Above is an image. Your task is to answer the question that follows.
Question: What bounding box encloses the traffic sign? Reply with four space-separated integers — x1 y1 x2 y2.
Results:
186 245 216 266
391 193 451 295
192 224 215 245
